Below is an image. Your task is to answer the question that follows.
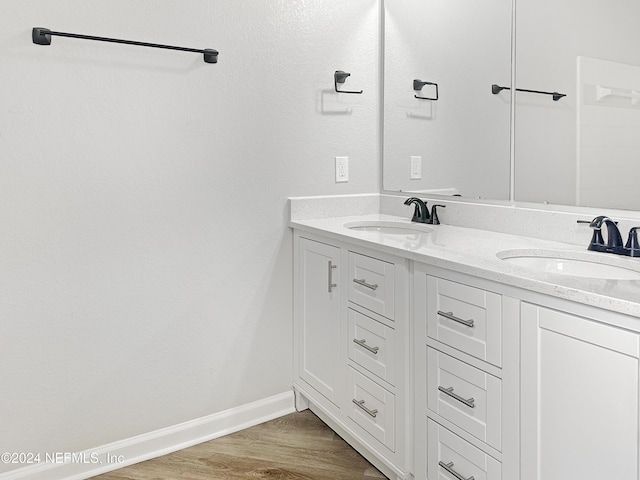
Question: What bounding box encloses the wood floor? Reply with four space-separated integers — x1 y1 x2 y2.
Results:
90 410 386 480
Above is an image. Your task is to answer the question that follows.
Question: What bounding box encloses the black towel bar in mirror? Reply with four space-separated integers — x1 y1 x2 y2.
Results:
492 84 565 101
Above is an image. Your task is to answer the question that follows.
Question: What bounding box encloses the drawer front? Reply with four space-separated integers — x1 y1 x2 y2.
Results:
347 367 396 452
427 418 501 480
427 348 502 450
348 309 396 386
426 276 502 366
349 252 395 320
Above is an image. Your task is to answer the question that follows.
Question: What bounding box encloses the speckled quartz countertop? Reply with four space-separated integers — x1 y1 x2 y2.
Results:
290 213 640 319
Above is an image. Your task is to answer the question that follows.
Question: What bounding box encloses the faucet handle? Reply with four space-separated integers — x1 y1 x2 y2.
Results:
430 205 446 225
578 219 604 246
589 228 605 247
625 227 640 256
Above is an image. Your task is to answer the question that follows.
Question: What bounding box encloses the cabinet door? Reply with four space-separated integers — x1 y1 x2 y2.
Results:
521 303 640 480
297 237 342 405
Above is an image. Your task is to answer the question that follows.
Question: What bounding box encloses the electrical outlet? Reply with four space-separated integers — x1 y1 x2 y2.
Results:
411 156 422 179
336 156 349 183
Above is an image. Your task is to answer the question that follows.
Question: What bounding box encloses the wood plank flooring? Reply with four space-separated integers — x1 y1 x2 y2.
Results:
90 410 386 480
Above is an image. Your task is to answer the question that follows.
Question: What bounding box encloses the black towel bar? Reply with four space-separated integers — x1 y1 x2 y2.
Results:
492 84 565 101
32 27 218 64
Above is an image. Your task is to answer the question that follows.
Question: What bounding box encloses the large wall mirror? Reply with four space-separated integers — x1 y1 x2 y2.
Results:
383 0 640 211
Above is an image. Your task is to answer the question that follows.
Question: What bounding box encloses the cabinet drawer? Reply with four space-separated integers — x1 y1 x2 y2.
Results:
427 418 501 480
348 309 396 386
347 367 395 452
426 276 502 366
427 348 502 450
349 252 395 320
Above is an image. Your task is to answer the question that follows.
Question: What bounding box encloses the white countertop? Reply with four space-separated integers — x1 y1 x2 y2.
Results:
290 213 640 319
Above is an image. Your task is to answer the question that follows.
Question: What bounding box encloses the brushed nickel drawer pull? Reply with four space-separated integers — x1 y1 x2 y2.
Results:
353 338 380 354
439 461 475 480
352 399 378 418
438 386 476 408
437 310 475 328
328 261 337 293
353 278 379 290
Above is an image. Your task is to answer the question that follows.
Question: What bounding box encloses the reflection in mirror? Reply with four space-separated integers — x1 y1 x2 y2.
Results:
515 0 640 210
382 0 512 199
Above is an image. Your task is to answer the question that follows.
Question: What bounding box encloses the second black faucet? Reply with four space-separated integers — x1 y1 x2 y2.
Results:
404 197 446 225
587 215 640 257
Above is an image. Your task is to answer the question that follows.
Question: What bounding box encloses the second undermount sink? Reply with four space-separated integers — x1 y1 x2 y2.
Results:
497 249 640 280
344 220 433 235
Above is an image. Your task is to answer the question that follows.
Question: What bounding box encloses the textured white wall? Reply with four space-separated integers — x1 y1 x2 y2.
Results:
0 1 379 472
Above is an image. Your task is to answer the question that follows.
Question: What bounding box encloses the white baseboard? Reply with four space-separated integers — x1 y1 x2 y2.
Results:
0 391 295 480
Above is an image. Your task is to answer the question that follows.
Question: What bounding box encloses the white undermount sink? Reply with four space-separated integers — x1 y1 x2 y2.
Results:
344 220 433 235
497 249 640 280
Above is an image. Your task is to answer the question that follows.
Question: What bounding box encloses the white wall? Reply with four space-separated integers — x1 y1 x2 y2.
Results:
0 1 379 474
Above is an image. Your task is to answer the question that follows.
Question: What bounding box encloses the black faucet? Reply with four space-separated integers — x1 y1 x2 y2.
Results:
588 216 623 252
403 198 446 225
404 197 428 223
587 216 640 257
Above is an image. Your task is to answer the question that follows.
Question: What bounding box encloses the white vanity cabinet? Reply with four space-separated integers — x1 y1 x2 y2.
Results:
414 264 640 480
291 215 640 480
520 303 640 480
413 264 521 480
293 231 411 480
294 236 342 406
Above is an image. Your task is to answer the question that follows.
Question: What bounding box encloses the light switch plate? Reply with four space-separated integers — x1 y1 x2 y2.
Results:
336 156 349 183
411 156 422 179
